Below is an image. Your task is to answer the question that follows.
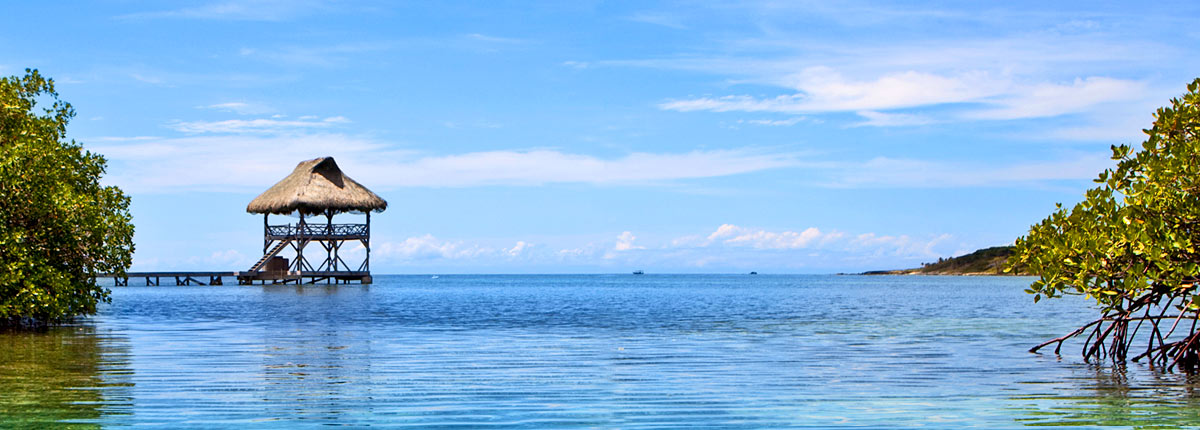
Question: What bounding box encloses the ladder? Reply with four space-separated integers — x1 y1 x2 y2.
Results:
248 240 290 272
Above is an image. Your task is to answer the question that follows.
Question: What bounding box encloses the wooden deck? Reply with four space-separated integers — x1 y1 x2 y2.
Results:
97 271 372 286
236 270 372 285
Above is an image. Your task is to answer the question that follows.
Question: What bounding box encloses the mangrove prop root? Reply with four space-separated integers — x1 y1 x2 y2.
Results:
1032 307 1200 373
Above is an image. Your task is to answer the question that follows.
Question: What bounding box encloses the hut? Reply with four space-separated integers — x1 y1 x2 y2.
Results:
237 157 386 284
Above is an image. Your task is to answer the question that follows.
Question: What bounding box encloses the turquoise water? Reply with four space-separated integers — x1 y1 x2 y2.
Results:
3 275 1200 428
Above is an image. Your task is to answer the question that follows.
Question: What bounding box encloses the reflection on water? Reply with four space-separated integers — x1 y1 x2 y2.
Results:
7 275 1200 427
0 324 132 428
1013 364 1200 427
258 285 374 423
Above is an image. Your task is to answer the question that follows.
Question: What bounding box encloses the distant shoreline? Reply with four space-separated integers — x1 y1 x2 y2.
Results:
856 246 1031 276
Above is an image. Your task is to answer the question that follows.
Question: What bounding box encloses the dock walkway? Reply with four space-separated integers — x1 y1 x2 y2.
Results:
97 271 372 286
98 272 235 286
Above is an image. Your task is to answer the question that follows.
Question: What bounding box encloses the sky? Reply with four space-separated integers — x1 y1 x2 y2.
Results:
3 1 1199 274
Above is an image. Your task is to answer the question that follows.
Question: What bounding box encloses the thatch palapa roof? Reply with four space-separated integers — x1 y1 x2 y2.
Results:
247 157 387 215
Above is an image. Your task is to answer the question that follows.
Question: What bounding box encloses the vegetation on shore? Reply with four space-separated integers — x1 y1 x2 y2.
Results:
862 246 1027 275
1008 78 1200 373
0 69 134 328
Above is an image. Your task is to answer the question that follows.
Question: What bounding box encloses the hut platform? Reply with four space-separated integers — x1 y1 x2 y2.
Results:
235 270 373 285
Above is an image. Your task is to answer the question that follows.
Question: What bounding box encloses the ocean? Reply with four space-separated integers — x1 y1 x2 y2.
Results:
3 274 1199 428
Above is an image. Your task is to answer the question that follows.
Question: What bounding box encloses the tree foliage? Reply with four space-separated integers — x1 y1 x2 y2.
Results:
0 69 134 327
1008 78 1200 372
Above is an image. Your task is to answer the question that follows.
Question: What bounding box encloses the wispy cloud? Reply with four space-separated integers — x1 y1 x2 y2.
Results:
852 111 934 127
660 68 1000 113
823 154 1112 188
739 117 806 126
92 122 1113 193
616 15 1182 130
660 66 1149 123
120 0 331 21
239 42 393 67
849 232 952 259
626 12 688 29
114 66 300 88
169 116 349 134
562 61 590 69
199 102 275 115
464 33 528 44
964 77 1147 120
90 130 806 192
360 149 802 187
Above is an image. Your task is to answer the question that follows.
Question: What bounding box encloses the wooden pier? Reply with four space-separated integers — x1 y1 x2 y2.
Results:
98 272 234 286
98 270 373 286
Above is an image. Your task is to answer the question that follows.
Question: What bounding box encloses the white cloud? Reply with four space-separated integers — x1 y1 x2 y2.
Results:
130 73 164 85
850 233 952 259
169 116 349 134
704 224 840 249
558 248 587 257
239 42 393 66
966 77 1147 120
505 241 532 257
853 111 934 127
92 127 1113 193
94 131 803 192
661 67 1150 124
623 20 1183 130
626 12 688 29
661 68 1002 114
88 136 161 142
1046 112 1153 143
740 117 806 126
825 154 1112 188
120 0 330 21
464 33 527 44
613 231 643 251
200 102 275 115
373 235 491 261
362 149 801 187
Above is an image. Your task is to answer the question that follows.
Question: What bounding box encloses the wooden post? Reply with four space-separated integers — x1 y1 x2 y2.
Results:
297 213 306 272
365 211 371 272
327 210 336 271
263 213 269 255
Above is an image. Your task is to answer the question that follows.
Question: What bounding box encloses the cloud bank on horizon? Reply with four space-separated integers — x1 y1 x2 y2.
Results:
4 0 1197 272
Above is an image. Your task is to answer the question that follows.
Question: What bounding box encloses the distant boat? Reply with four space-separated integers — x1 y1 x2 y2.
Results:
632 270 645 275
431 275 439 279
749 271 758 275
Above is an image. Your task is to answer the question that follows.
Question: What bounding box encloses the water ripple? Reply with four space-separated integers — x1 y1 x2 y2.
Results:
3 275 1200 428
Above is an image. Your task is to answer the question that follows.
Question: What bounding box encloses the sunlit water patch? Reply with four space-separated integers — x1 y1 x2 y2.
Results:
3 275 1199 428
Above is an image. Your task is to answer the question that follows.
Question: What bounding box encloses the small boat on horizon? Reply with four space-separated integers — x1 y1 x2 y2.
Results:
632 270 645 275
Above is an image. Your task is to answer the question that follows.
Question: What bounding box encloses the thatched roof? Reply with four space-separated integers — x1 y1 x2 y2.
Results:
247 157 387 215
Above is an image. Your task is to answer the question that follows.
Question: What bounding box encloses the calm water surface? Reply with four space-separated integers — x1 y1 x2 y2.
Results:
3 275 1200 428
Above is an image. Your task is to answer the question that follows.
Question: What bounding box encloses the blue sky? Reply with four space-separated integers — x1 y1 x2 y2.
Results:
4 1 1199 273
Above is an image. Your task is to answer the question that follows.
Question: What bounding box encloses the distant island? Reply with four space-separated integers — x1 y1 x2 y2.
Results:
861 246 1029 276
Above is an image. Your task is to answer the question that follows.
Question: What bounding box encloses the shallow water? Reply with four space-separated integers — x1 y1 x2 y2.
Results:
3 275 1199 428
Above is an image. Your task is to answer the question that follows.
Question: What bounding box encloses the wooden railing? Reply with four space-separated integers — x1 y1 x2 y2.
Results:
266 223 368 238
